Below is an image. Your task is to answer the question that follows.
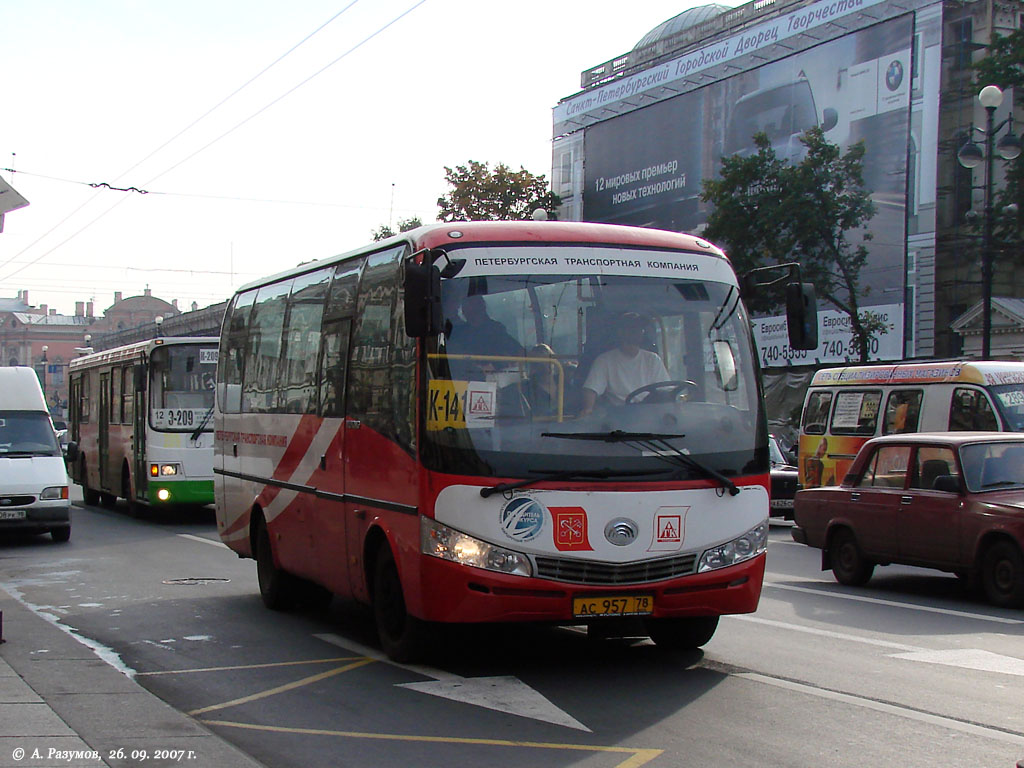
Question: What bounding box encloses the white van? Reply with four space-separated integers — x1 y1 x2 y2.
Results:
0 367 71 542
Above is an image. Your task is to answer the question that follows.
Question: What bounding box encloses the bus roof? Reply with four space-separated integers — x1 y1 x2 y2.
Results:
234 221 729 295
69 336 219 373
809 360 1024 388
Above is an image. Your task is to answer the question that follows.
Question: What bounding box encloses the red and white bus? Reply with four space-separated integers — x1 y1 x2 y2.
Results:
69 337 219 510
214 221 815 660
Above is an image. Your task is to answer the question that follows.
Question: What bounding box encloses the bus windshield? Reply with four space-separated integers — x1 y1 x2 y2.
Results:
422 247 764 480
150 344 217 432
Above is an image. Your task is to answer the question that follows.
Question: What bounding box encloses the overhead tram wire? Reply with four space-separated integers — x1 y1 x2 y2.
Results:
0 0 428 286
0 1 363 280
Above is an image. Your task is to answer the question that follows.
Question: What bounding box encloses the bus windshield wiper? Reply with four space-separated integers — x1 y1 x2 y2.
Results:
480 468 668 498
191 405 215 442
542 430 740 496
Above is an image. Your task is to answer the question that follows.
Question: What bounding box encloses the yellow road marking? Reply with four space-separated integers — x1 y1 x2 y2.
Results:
187 658 376 716
138 657 364 676
201 720 664 768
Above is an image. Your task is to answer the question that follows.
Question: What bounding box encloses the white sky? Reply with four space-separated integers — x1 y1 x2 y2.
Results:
1 0 733 316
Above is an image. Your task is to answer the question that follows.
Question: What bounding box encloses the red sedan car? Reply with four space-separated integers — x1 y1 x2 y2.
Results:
792 432 1024 608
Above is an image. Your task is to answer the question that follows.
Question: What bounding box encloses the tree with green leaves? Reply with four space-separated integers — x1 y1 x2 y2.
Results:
701 128 882 362
436 160 560 222
371 216 422 242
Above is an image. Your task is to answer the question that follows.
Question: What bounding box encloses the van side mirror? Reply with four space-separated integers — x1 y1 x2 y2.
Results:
134 364 147 392
786 282 818 350
65 442 80 463
404 257 442 337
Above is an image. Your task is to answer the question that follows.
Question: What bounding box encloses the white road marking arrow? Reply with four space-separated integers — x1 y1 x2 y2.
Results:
315 632 590 731
890 648 1024 677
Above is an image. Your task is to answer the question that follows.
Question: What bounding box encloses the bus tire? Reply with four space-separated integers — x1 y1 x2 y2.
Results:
981 540 1024 608
645 616 719 650
372 543 428 663
122 468 140 517
80 460 100 507
830 528 874 586
254 515 295 611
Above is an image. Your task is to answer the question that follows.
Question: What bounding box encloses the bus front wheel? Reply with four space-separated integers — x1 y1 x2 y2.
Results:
372 544 428 662
645 616 719 650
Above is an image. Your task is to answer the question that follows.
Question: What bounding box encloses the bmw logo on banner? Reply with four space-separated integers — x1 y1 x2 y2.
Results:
499 497 546 542
885 59 904 92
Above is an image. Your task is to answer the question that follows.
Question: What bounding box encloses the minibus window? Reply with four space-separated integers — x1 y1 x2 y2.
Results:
802 391 833 435
949 388 998 431
883 390 923 435
830 390 881 436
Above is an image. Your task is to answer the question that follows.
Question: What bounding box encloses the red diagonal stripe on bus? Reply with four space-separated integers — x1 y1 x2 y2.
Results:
255 414 322 510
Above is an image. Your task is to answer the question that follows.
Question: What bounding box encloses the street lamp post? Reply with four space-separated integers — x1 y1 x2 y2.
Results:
40 345 48 411
957 84 1022 359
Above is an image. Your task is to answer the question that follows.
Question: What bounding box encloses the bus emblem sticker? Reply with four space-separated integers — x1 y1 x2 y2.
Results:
550 507 592 551
499 497 546 542
604 518 639 547
649 507 688 552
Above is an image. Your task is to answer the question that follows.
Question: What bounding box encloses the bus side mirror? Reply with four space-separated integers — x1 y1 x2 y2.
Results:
134 364 147 392
404 259 442 338
786 282 818 350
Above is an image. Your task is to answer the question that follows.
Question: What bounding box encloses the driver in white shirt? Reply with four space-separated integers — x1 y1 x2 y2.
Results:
580 312 670 416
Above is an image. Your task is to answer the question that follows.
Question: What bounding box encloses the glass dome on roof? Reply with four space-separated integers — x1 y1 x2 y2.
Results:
633 4 732 50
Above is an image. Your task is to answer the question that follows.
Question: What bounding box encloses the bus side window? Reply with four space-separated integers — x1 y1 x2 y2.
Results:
242 282 291 414
219 290 257 414
319 259 363 419
802 390 832 435
319 319 351 418
949 388 998 431
281 268 332 415
122 367 133 425
883 389 923 435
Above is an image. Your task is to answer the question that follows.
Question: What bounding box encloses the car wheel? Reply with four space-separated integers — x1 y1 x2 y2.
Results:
372 544 428 662
254 515 295 611
830 528 874 586
981 540 1024 608
50 526 71 543
645 616 719 650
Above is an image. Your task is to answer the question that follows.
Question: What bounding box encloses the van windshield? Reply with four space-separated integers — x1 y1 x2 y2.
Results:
991 384 1024 431
0 412 61 456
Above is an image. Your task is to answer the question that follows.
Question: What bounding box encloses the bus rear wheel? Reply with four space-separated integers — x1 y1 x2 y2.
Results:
80 460 100 506
645 616 719 650
372 544 428 662
254 515 295 611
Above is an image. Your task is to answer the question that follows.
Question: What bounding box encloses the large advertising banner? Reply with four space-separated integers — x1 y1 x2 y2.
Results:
582 16 914 363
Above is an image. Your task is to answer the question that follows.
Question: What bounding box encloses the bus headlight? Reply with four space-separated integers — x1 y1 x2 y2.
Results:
421 517 532 577
697 522 768 572
151 463 180 477
40 486 69 500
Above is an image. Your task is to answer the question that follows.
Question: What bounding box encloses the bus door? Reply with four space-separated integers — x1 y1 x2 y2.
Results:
99 373 110 491
133 364 148 502
312 260 361 598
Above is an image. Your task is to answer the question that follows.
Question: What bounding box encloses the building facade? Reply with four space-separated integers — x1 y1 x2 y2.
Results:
553 0 1024 367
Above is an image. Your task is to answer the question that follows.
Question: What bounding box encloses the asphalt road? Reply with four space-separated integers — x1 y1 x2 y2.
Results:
1 492 1022 768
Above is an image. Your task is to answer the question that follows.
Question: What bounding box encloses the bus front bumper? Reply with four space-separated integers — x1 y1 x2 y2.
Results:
412 552 765 624
146 479 214 505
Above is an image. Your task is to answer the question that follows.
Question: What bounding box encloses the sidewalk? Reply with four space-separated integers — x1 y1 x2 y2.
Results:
0 585 266 768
